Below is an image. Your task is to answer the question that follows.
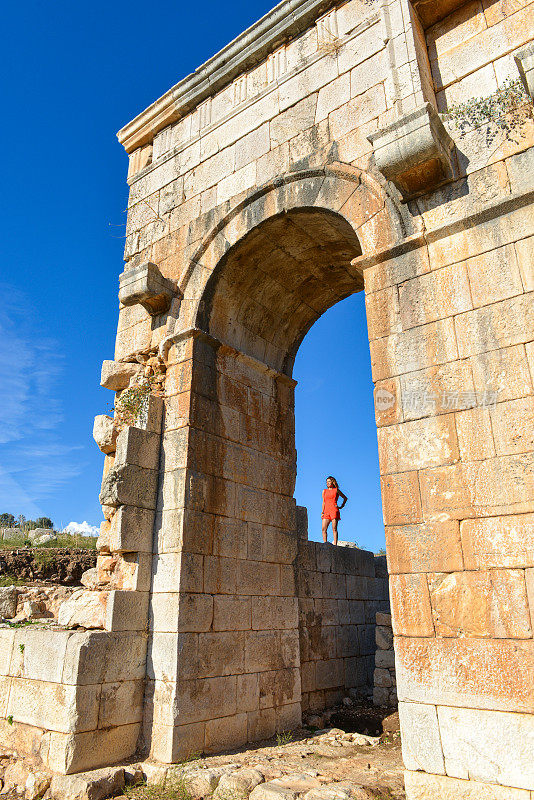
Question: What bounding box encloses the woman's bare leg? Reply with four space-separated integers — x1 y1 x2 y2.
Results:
332 519 339 546
322 518 330 543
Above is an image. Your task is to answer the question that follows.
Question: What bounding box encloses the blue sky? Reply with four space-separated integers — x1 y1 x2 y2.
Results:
0 0 384 550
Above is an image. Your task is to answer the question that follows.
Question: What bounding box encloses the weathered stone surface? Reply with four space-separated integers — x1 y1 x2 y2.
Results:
438 705 534 790
50 767 125 800
58 590 108 629
404 770 531 799
93 416 118 455
100 360 142 391
213 768 264 799
250 782 299 800
427 570 532 638
0 586 17 619
396 637 534 713
398 701 445 775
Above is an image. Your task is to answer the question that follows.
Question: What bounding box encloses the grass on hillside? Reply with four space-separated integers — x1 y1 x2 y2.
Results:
0 533 98 551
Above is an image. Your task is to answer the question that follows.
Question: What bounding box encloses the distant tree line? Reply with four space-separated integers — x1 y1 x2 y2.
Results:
0 513 54 531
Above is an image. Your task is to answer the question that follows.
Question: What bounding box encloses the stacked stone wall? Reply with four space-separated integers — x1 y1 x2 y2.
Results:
298 541 389 712
372 612 396 708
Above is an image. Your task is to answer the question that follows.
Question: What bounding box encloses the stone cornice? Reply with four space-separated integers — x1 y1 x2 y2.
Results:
117 0 339 153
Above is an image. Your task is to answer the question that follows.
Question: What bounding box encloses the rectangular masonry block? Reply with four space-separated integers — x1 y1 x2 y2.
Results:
114 426 161 470
46 723 140 774
438 705 534 790
404 770 531 800
109 505 155 553
398 701 445 775
62 631 147 685
100 464 158 510
7 679 99 734
454 293 534 358
98 679 144 727
381 471 423 526
469 344 533 404
9 629 74 682
427 569 532 639
176 676 237 725
196 631 245 678
419 454 534 519
460 514 534 569
105 590 149 632
204 713 248 754
377 414 459 474
251 597 299 631
390 574 434 637
213 595 252 631
395 637 534 713
386 520 463 574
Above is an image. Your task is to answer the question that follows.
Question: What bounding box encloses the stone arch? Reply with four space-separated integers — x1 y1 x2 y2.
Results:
179 165 411 309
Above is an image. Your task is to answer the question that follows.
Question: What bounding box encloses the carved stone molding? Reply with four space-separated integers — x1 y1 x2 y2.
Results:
368 103 455 199
118 262 178 315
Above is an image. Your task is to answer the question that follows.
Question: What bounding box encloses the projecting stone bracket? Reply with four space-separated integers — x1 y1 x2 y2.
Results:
367 103 455 200
515 43 534 100
118 261 179 315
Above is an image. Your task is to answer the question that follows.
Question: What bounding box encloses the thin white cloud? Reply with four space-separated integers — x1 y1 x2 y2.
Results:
63 521 100 537
0 284 83 515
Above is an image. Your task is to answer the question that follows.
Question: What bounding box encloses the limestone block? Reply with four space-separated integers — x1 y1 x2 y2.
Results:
515 42 534 98
58 590 108 629
438 705 534 789
0 586 17 619
251 597 299 631
460 513 534 569
93 416 118 455
62 631 147 684
114 426 161 471
368 103 454 198
381 471 423 526
455 294 534 359
108 505 155 554
385 520 463 574
7 678 99 733
104 590 149 632
395 637 534 713
98 679 144 727
9 628 73 681
428 569 532 639
176 675 237 725
213 767 264 799
375 625 393 650
491 397 534 456
99 464 158 510
370 318 458 383
398 701 445 775
50 767 125 800
204 713 249 754
118 262 177 315
100 360 142 391
0 629 14 674
389 574 434 636
46 723 140 774
196 631 245 678
377 414 459 474
404 770 531 799
374 667 392 688
213 595 252 631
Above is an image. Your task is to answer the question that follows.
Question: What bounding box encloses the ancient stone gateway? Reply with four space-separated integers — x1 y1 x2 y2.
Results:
1 1 533 798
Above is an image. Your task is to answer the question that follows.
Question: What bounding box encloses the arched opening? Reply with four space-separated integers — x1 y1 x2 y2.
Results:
197 207 363 376
170 205 390 747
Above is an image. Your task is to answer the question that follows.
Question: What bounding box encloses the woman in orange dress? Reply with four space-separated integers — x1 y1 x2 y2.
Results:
321 476 348 546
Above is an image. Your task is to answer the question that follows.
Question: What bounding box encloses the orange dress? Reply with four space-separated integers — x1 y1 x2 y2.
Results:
322 488 341 521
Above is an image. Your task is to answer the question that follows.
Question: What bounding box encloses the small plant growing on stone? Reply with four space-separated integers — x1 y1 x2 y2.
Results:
444 77 533 145
7 715 13 725
19 643 24 654
275 730 293 746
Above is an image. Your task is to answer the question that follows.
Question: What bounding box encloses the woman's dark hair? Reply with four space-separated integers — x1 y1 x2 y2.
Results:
327 476 339 488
